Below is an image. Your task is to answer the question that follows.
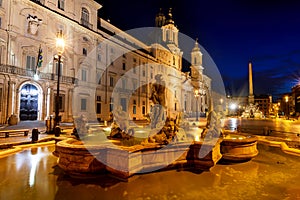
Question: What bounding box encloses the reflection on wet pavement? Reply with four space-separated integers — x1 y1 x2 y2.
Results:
0 144 300 200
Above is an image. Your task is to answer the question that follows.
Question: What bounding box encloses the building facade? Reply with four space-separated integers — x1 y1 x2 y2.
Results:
0 0 211 124
254 95 272 117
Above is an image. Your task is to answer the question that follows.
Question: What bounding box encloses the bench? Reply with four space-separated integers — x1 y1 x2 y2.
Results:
0 129 30 138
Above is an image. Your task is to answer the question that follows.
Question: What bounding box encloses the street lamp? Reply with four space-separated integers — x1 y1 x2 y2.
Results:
285 96 289 119
194 88 206 121
54 30 65 136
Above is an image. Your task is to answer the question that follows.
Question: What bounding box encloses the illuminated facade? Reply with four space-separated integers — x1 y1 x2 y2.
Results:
0 0 211 124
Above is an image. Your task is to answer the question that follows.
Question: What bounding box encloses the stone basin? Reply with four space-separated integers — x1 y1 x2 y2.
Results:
221 134 258 161
55 137 222 180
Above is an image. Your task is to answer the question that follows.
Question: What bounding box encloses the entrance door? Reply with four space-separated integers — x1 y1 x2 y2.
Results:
19 84 38 120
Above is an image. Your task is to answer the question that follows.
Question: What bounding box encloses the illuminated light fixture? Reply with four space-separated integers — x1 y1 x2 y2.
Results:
53 30 65 136
229 103 237 110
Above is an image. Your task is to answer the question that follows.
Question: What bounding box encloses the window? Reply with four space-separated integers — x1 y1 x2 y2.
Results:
142 70 146 77
175 103 177 111
133 58 137 74
0 17 2 28
96 103 101 114
110 97 114 112
55 61 63 75
58 0 64 10
122 62 126 70
133 100 136 114
96 96 101 101
120 98 127 112
81 99 87 111
83 48 87 56
0 0 2 7
82 69 87 81
97 73 102 84
97 54 101 61
26 56 36 70
109 77 114 87
12 54 15 66
110 56 114 65
81 8 89 23
142 101 146 115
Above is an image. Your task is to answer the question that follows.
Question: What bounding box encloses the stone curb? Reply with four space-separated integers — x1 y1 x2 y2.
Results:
0 135 57 158
0 141 56 158
257 136 300 157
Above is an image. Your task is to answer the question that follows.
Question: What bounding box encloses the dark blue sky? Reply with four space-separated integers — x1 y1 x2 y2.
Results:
97 0 300 97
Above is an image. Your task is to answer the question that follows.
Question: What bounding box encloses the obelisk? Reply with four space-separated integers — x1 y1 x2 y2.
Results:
248 61 254 104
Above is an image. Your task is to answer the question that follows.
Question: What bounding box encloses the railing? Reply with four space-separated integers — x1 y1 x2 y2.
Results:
81 18 93 29
0 64 77 84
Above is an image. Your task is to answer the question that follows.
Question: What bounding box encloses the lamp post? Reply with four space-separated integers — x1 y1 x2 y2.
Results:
285 96 289 120
54 30 65 135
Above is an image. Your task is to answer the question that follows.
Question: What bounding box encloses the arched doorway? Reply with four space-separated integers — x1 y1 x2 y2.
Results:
19 84 39 121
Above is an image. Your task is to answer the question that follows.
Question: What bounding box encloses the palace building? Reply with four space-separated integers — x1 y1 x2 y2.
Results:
0 0 211 124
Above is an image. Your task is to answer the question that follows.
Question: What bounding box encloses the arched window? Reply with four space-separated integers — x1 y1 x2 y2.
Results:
81 8 90 27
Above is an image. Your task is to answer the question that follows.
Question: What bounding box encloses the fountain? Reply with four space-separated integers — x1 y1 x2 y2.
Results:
221 133 259 161
241 103 263 119
54 75 258 180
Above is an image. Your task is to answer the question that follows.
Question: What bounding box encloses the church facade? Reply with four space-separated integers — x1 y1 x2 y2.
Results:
0 0 211 124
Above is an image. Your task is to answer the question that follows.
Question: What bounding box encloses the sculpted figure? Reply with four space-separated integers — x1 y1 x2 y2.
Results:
110 105 133 139
150 74 166 129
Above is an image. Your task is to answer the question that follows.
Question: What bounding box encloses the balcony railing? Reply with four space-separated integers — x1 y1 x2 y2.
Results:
0 64 77 84
81 18 93 29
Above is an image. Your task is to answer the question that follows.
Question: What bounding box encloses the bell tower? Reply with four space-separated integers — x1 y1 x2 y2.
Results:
190 38 204 81
161 8 179 48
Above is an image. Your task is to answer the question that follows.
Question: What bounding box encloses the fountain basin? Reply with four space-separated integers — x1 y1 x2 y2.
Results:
55 138 222 180
221 134 258 161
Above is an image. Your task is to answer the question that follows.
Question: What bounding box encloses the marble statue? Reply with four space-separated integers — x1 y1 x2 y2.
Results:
109 105 133 139
150 74 166 129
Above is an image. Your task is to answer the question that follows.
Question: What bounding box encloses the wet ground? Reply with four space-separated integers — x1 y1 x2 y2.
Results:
0 144 299 200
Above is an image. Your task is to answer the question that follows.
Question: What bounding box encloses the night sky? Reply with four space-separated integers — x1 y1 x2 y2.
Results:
97 0 300 98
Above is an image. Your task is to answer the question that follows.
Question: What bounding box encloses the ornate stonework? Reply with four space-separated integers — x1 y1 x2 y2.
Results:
27 14 42 35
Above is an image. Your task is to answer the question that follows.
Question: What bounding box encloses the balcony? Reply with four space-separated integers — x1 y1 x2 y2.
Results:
81 18 93 29
0 64 77 84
